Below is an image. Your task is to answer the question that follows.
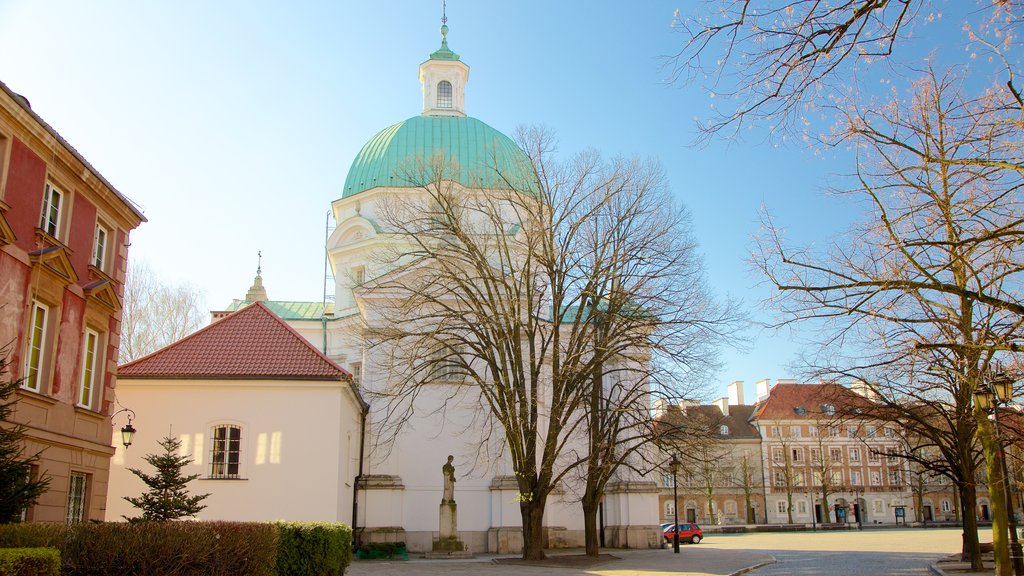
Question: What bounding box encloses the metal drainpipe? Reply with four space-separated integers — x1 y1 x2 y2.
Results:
351 401 368 548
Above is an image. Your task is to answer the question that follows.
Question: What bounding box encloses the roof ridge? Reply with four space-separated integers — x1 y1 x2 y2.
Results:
249 301 351 378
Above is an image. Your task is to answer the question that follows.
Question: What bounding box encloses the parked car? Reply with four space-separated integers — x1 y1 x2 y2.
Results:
664 522 703 544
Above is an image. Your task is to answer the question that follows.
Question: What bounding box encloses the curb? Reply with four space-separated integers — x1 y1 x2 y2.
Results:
929 563 951 576
729 556 777 576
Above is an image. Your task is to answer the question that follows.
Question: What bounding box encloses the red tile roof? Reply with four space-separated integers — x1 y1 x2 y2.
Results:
118 301 351 381
753 382 875 420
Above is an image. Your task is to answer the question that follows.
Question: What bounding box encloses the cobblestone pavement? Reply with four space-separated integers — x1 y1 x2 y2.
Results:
348 528 966 576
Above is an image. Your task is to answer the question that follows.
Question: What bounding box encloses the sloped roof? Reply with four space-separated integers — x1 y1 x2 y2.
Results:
753 382 875 420
119 301 351 381
655 403 761 440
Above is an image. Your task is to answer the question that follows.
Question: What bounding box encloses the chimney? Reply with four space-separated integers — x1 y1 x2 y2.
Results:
728 381 745 405
713 397 730 416
653 398 667 417
776 379 799 384
756 378 772 402
851 381 879 401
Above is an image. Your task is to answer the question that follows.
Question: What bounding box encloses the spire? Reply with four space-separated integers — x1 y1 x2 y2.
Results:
245 251 269 302
429 20 459 60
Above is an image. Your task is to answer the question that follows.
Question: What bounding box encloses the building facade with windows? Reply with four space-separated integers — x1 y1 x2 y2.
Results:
753 380 914 525
109 26 662 553
0 80 145 522
107 301 364 523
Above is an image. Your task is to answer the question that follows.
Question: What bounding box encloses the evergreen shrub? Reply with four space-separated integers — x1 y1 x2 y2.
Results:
275 522 352 576
0 548 59 576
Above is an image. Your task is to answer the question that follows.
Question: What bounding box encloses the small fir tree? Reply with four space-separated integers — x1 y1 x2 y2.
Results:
0 350 50 523
124 435 209 521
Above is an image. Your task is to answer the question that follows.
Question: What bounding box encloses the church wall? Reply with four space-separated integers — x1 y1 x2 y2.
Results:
107 378 359 523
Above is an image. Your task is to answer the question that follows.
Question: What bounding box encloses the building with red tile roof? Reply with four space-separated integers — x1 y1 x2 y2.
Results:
106 301 365 524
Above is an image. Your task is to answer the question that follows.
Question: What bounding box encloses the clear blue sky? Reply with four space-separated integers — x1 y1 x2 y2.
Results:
0 1 980 401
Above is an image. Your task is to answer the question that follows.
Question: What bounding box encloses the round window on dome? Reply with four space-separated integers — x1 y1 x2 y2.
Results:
437 81 453 109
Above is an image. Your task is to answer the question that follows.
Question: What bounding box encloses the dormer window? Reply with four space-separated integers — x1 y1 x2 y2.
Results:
822 403 835 416
437 81 452 109
719 424 729 436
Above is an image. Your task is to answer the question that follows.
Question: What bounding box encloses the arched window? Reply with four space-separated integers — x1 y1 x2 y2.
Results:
437 81 453 109
719 424 729 436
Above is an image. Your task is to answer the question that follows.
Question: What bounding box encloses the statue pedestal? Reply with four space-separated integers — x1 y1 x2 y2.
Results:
426 500 472 559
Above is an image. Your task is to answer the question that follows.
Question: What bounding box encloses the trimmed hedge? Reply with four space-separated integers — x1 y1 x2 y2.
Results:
0 548 59 576
0 522 278 576
275 522 352 576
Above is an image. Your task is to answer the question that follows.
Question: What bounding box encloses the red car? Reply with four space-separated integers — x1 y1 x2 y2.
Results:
664 523 703 544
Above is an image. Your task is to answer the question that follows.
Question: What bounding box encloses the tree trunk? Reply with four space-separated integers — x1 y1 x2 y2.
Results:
583 495 600 557
961 482 983 570
521 497 547 560
978 409 1011 576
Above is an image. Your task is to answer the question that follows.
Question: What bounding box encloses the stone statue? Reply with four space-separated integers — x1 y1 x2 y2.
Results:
442 455 456 503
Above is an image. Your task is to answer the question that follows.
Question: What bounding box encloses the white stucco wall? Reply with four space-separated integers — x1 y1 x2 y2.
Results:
107 378 362 523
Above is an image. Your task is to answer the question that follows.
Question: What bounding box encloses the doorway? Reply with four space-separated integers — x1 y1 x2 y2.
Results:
815 504 823 523
981 504 990 521
924 506 933 522
686 508 696 523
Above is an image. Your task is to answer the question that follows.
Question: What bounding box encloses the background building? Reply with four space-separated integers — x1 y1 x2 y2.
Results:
0 80 145 522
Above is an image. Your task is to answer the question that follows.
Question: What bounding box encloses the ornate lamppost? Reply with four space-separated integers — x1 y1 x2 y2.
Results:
110 408 136 448
670 453 681 554
975 370 1024 576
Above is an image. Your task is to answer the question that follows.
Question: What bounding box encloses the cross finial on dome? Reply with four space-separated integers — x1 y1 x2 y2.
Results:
246 251 269 302
257 250 262 276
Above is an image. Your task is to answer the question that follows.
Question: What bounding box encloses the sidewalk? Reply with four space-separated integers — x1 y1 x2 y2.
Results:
347 547 775 576
930 554 994 576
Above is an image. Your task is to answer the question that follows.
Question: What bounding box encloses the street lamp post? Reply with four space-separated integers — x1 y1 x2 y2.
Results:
670 454 681 554
110 408 137 448
975 371 1024 576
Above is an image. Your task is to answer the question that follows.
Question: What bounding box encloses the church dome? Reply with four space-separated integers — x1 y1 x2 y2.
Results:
341 114 534 198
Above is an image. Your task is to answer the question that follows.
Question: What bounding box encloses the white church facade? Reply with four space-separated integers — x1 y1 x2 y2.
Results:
106 25 661 554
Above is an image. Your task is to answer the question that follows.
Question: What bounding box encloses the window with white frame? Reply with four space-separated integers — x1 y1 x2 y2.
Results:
725 500 737 514
66 473 87 523
884 427 895 438
868 449 881 464
349 361 362 387
719 424 730 435
78 329 101 409
829 447 842 462
870 471 882 485
437 80 453 109
92 223 109 271
809 426 818 437
790 426 801 438
665 500 676 518
771 426 780 437
811 448 821 462
662 473 673 488
823 404 836 415
210 425 242 478
772 448 783 463
39 183 63 238
794 471 805 486
351 266 365 286
889 470 902 486
866 426 877 438
829 426 839 437
23 301 49 393
791 448 803 462
873 499 883 514
851 471 863 485
849 447 861 463
829 470 843 484
798 500 808 514
774 471 786 486
848 425 859 438
777 501 787 513
887 449 900 464
941 500 952 512
431 346 464 381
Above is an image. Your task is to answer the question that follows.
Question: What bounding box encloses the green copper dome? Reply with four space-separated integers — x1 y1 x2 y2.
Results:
342 115 536 198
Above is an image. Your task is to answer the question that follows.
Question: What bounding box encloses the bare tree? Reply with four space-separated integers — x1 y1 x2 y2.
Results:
754 69 1024 571
668 0 1024 140
733 451 760 523
120 260 205 363
364 128 738 559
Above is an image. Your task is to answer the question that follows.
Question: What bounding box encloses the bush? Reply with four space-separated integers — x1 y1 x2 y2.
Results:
0 548 60 576
275 522 352 576
0 522 277 576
